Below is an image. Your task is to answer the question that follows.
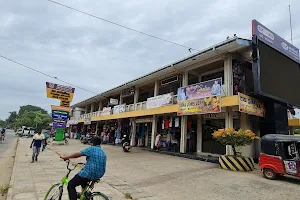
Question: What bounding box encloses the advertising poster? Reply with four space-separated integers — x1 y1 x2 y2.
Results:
178 96 221 115
284 161 298 175
109 98 119 105
102 107 112 116
52 122 66 129
52 113 69 121
146 93 173 109
52 110 69 117
238 93 265 117
113 104 126 114
177 78 222 102
51 105 71 113
46 82 75 102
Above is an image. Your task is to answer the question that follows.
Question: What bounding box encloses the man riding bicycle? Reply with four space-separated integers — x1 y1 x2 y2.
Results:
60 136 106 200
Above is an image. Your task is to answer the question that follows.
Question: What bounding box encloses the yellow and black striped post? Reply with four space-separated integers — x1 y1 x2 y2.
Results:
219 155 255 171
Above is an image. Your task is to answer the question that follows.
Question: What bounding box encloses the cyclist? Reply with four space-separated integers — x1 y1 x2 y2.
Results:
1 128 6 141
60 136 106 200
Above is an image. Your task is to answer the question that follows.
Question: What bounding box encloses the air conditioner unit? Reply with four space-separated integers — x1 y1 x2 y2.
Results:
161 75 178 86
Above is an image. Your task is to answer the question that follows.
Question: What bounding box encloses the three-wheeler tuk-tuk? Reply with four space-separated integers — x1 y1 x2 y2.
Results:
259 134 300 179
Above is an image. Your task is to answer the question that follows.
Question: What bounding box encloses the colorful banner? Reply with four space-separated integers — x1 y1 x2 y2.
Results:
51 105 71 113
177 78 222 101
252 20 299 63
238 93 265 117
146 93 173 109
178 96 221 115
46 82 75 102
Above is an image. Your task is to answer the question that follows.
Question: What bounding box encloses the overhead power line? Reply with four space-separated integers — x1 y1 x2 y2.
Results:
0 54 98 95
47 0 197 51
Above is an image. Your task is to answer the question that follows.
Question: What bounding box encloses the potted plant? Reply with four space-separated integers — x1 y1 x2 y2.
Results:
213 128 259 171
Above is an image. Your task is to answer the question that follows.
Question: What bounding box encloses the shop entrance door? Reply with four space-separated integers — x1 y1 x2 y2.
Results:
202 119 226 155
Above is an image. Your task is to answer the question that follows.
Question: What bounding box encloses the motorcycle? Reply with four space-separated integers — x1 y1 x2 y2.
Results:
122 134 130 152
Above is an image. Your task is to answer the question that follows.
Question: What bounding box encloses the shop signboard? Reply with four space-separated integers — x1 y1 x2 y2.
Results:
102 107 111 116
178 96 221 115
113 104 126 114
52 122 66 129
52 113 69 121
109 98 119 105
84 119 91 125
52 110 69 117
146 93 173 109
46 82 75 102
238 93 265 117
203 112 240 119
51 105 71 113
136 117 153 123
177 78 222 101
252 20 299 63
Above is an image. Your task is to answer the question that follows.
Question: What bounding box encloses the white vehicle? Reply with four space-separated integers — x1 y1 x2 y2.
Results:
23 128 30 137
16 128 23 136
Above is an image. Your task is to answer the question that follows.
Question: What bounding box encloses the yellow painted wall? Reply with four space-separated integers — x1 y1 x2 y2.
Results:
86 95 239 122
288 119 300 127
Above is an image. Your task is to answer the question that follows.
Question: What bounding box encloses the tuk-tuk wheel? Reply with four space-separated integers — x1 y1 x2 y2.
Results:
263 168 276 180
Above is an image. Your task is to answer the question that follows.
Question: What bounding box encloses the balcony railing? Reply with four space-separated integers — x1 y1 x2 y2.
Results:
79 85 228 120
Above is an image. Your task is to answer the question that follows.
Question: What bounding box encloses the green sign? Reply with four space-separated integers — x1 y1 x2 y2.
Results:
52 110 69 117
55 128 65 141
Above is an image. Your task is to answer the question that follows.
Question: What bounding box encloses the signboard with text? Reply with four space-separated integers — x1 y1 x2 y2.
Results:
238 93 265 117
178 96 221 115
113 104 126 114
51 105 71 113
46 82 75 102
252 19 299 63
52 113 69 121
146 93 173 109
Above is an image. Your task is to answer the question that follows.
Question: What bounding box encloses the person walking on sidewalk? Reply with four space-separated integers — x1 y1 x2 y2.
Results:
30 131 45 163
60 136 107 200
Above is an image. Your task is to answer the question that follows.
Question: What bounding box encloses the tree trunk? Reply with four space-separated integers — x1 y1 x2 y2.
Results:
232 145 237 156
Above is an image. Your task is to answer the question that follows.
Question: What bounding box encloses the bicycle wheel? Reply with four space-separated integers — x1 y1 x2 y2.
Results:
90 192 109 200
44 183 63 200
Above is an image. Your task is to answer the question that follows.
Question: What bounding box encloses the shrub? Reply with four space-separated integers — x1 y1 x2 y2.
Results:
213 128 259 156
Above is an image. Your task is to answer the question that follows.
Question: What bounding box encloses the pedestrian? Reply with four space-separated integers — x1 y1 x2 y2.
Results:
155 133 161 151
30 131 45 163
60 136 106 200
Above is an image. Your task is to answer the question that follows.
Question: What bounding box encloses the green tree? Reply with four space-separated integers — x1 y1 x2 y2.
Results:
0 120 6 128
14 111 51 130
18 105 47 116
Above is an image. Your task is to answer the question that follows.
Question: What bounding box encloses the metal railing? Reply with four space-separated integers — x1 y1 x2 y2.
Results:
79 86 228 120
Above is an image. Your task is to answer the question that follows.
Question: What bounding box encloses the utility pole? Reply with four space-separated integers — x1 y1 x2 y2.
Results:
289 5 293 44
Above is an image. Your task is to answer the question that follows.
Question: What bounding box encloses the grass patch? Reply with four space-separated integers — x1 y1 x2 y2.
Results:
124 192 133 199
0 184 10 196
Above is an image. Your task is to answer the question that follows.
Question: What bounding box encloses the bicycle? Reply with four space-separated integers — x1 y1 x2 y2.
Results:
44 160 109 200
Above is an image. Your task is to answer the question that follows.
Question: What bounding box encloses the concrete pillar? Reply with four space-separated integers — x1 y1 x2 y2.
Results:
130 118 136 146
151 116 157 149
91 104 95 113
225 107 233 155
290 127 295 135
85 105 88 114
180 116 188 153
180 71 189 153
96 121 99 134
98 101 103 111
224 54 233 96
240 113 253 157
119 93 123 105
145 124 149 147
154 80 159 96
197 116 203 153
134 87 140 110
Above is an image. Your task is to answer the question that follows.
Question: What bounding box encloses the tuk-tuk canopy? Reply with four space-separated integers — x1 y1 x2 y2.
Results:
261 134 300 156
261 134 300 143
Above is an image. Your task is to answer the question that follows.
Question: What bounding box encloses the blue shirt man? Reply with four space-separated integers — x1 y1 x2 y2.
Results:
61 136 106 200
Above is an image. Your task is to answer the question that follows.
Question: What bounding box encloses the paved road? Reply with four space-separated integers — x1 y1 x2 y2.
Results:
0 129 16 158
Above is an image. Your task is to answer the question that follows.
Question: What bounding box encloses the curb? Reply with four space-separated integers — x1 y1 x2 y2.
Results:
6 139 19 200
219 155 255 171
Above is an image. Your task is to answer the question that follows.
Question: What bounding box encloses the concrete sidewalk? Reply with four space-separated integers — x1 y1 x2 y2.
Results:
7 138 151 200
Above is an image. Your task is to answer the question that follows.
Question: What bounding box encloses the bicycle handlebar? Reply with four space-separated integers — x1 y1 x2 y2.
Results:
65 159 85 171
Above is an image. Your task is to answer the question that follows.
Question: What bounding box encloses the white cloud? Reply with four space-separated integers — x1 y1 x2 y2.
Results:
1 0 300 119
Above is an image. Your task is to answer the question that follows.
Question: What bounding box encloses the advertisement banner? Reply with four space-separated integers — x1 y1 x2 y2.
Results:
146 93 173 109
252 19 300 63
177 78 222 102
178 96 221 115
51 105 71 113
52 113 69 121
284 161 297 174
52 122 66 129
238 93 265 117
113 104 126 114
102 107 111 116
46 82 75 102
109 98 119 105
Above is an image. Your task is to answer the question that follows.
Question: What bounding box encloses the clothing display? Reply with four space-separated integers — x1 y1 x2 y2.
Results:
164 119 170 129
175 118 180 127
